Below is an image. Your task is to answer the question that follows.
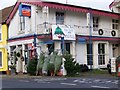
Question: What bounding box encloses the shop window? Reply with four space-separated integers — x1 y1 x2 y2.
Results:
20 16 25 31
0 51 2 67
98 43 105 65
56 12 64 25
112 19 119 30
87 43 93 65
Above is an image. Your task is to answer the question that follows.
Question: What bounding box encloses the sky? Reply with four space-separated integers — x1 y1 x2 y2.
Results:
0 0 114 11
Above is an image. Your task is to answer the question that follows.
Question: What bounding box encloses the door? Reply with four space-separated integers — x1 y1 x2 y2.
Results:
98 43 105 66
65 43 70 54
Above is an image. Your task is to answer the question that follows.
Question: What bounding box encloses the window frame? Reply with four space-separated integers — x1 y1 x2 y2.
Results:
20 16 25 31
93 17 99 30
56 12 64 25
112 19 119 30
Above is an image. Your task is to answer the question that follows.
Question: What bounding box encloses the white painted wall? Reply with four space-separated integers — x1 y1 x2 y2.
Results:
8 4 36 39
9 3 120 39
75 43 87 64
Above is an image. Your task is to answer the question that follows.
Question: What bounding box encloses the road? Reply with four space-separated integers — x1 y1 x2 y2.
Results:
2 76 119 89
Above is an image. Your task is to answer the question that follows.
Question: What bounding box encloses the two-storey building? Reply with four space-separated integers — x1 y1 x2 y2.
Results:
0 6 13 72
7 0 120 73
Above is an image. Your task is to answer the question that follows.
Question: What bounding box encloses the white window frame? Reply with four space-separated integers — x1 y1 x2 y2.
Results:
112 19 119 30
0 50 3 68
20 16 25 31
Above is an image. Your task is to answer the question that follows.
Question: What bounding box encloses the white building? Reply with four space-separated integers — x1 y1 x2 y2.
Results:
7 0 120 73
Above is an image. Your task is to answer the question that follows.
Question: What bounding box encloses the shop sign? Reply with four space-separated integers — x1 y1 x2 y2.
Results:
52 25 75 40
19 4 31 17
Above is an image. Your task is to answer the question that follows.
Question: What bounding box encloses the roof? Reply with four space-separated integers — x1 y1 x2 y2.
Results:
0 5 14 24
109 0 120 9
6 0 120 24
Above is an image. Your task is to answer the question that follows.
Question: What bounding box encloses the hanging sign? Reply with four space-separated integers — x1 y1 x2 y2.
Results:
52 25 76 40
19 4 31 17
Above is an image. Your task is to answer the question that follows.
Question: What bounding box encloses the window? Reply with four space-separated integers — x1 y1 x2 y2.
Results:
112 19 119 30
98 43 105 65
20 16 25 31
56 12 64 25
0 51 2 67
0 26 1 41
87 43 93 65
93 17 99 30
65 43 70 54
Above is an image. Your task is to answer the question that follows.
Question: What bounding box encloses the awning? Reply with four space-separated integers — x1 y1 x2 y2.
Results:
78 38 86 44
39 40 54 44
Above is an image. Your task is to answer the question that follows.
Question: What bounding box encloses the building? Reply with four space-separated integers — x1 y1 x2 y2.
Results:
109 0 120 13
6 0 120 73
0 6 13 72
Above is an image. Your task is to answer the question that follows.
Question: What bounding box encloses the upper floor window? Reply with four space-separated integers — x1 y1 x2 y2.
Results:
93 17 99 30
56 12 64 25
0 26 1 41
20 16 25 31
112 19 119 30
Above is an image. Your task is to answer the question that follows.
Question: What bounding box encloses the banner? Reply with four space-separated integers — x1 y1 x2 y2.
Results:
52 25 76 40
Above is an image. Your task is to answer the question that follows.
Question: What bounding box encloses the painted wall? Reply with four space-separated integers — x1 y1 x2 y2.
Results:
8 4 36 39
0 24 8 71
75 43 87 64
9 4 120 39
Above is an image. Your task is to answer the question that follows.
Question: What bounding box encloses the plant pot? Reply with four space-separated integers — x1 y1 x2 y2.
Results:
11 69 16 75
6 70 11 75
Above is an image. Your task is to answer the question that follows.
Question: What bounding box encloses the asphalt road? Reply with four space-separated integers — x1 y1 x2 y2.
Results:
2 76 119 89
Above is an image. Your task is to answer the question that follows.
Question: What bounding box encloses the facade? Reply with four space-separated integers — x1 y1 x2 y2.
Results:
0 6 13 71
7 0 120 73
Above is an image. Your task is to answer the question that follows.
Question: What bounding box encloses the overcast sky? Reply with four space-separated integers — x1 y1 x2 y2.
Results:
0 0 114 11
